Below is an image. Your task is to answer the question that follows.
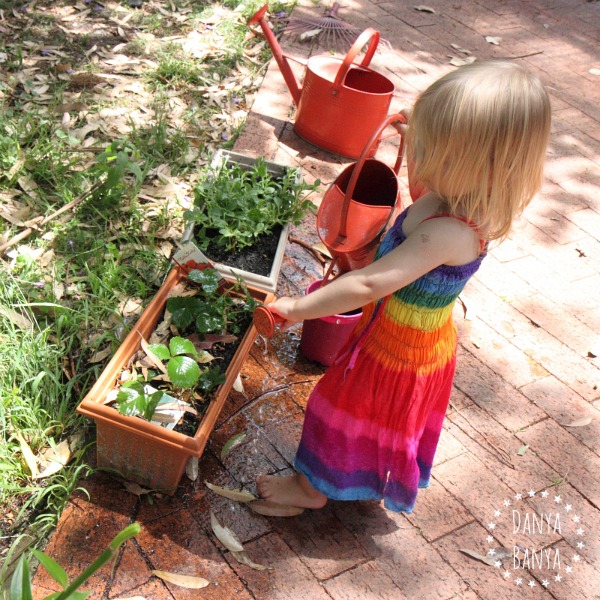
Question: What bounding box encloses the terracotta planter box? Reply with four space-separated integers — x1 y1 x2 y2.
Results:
77 266 273 493
181 149 299 293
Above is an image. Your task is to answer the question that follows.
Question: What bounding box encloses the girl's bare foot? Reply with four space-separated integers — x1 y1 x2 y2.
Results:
256 473 327 509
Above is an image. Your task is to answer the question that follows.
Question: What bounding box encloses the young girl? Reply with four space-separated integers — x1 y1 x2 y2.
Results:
257 60 551 512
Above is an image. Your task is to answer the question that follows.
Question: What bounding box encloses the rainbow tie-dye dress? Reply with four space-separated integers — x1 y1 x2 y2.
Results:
295 207 486 512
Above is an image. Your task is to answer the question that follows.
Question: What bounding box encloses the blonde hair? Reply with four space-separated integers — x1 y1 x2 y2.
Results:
408 60 551 241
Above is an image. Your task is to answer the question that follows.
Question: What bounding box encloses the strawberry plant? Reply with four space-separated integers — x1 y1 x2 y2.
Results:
110 269 258 427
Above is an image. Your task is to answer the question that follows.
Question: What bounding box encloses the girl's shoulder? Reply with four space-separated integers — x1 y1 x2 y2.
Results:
402 195 485 266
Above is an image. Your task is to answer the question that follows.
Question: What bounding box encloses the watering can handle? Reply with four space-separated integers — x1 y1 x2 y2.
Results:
338 113 407 239
332 28 380 96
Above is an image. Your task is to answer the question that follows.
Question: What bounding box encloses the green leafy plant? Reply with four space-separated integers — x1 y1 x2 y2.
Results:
167 268 258 336
114 381 164 421
149 336 202 388
184 158 319 252
8 523 140 599
113 269 257 424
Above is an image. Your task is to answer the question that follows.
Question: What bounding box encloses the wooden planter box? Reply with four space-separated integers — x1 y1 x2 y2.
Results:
77 266 273 493
181 149 299 293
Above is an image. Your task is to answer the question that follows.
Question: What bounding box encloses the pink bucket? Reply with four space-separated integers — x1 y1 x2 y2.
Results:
300 280 362 367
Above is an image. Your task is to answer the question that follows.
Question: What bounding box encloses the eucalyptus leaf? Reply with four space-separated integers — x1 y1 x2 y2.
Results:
220 432 247 460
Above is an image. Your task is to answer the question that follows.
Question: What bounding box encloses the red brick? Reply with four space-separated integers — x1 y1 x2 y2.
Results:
333 502 468 598
404 475 474 542
520 375 600 458
271 504 371 580
31 475 138 597
225 532 332 599
516 418 600 507
525 482 600 567
453 345 547 431
444 407 560 493
433 521 554 599
135 508 251 600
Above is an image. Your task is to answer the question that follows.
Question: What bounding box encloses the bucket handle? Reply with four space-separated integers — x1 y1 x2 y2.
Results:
337 113 407 239
332 28 380 96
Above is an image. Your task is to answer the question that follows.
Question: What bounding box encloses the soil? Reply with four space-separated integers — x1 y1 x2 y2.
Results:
201 225 282 277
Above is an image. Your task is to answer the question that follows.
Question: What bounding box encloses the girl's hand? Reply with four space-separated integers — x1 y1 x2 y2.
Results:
266 297 301 331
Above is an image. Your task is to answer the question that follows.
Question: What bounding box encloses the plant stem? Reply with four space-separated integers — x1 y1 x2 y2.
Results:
54 523 141 599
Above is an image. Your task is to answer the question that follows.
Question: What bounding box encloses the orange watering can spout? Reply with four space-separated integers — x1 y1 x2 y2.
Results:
248 4 302 106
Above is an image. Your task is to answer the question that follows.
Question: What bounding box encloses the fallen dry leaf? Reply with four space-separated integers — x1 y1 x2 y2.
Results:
0 305 33 331
233 373 245 394
451 43 471 55
564 417 592 427
124 481 152 496
139 334 168 375
15 431 39 478
220 432 247 460
152 570 209 589
414 5 435 13
485 36 502 45
459 548 498 567
205 481 256 502
248 500 305 517
186 456 199 481
517 444 529 456
210 512 244 552
88 346 113 364
33 439 71 479
449 56 477 67
232 550 272 571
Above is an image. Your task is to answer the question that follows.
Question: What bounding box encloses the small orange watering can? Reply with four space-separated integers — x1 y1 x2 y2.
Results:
317 113 407 276
248 4 395 159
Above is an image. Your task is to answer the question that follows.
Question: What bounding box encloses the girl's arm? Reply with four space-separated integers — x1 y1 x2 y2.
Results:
269 217 478 328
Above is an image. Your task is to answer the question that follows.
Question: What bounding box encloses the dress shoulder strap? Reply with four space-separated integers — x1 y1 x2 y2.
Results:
421 213 486 253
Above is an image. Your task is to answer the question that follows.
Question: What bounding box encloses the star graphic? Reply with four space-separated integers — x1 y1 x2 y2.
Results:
488 548 496 556
564 504 572 512
503 499 511 507
515 577 523 586
554 495 562 503
573 515 580 523
495 560 502 568
577 527 584 536
573 554 581 562
528 580 536 588
515 493 523 501
541 490 549 498
528 490 536 497
577 541 585 549
503 570 511 578
494 509 502 517
566 566 573 574
554 574 563 582
542 579 550 587
486 535 494 543
488 522 496 530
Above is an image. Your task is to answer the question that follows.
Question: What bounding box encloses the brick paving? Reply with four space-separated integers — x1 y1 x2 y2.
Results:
32 0 599 598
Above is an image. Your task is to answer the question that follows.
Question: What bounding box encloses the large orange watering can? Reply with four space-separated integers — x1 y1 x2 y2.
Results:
248 4 395 159
317 113 407 276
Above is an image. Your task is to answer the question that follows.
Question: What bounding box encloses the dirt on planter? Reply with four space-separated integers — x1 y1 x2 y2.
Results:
202 225 282 277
